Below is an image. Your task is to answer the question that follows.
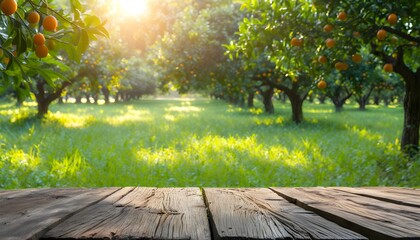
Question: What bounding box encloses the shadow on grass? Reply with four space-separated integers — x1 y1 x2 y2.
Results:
1 99 416 188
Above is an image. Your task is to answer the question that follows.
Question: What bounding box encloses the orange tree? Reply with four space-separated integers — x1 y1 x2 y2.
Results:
230 0 419 153
314 0 420 153
0 0 108 116
372 73 404 106
226 0 326 123
152 1 244 98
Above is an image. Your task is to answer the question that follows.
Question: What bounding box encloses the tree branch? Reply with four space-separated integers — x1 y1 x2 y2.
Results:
382 26 420 43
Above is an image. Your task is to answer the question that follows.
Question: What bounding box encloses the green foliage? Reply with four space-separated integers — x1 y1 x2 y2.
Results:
314 0 419 73
0 0 108 102
0 99 418 188
152 1 243 94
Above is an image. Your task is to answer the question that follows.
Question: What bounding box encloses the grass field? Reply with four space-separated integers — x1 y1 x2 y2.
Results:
0 98 419 189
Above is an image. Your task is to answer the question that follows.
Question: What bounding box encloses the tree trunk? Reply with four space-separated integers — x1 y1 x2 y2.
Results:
102 85 110 104
334 103 344 112
383 97 390 106
37 100 49 117
319 94 326 104
262 87 274 114
332 98 347 112
358 99 367 110
401 77 420 154
34 80 55 117
287 92 304 124
93 94 99 104
357 86 374 111
371 43 420 154
247 92 254 108
373 94 380 105
328 87 352 112
75 96 82 104
238 95 245 108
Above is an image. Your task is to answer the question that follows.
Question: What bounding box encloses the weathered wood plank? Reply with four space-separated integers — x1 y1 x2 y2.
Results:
0 187 120 240
0 188 52 201
204 188 366 240
333 187 420 208
42 187 211 240
271 187 420 240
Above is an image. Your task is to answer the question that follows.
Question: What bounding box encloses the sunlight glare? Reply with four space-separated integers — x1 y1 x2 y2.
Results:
118 0 148 16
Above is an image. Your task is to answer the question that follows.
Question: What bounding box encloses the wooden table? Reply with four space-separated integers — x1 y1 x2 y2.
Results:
1 187 419 240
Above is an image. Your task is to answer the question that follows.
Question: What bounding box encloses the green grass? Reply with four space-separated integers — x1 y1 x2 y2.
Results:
0 98 419 189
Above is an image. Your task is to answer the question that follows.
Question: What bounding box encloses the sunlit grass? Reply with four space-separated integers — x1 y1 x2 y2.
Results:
0 98 419 189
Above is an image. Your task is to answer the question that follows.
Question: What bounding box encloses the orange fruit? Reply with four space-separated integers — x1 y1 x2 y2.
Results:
1 0 17 16
35 45 48 58
335 62 348 71
291 37 302 47
3 57 10 65
377 29 387 41
383 63 393 72
318 55 327 64
387 13 397 25
43 15 58 32
317 80 327 90
337 11 347 21
325 38 335 48
352 54 362 63
334 62 342 70
33 33 45 46
353 31 361 38
323 24 334 32
27 11 40 24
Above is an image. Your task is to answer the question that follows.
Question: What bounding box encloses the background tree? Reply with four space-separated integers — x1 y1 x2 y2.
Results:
152 1 243 96
227 0 325 123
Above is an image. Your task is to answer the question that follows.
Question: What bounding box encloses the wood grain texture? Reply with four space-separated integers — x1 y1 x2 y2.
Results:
42 187 211 240
204 188 366 240
271 187 420 240
333 187 420 208
0 187 119 240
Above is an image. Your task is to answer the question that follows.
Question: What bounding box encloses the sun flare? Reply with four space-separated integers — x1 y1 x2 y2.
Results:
117 0 148 16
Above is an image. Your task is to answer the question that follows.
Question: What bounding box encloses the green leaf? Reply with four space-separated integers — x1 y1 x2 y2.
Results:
70 0 83 13
61 42 81 62
42 58 72 72
96 25 110 38
36 68 70 88
77 30 90 53
73 9 82 21
84 15 101 27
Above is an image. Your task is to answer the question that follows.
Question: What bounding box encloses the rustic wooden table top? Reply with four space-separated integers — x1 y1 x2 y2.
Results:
0 187 419 240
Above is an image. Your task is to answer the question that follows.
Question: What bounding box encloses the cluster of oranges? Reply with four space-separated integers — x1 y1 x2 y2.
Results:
377 13 398 73
321 11 363 73
314 11 398 90
1 0 58 59
324 12 398 72
29 13 58 58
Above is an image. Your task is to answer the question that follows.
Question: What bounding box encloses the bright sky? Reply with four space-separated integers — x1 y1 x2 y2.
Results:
116 0 148 16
